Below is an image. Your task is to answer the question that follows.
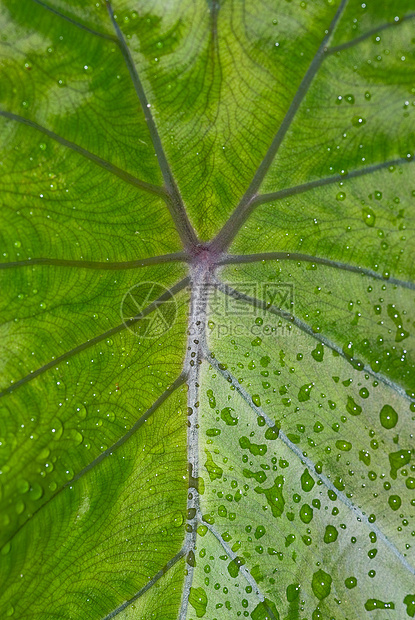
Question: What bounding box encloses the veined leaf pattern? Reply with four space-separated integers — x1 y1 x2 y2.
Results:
0 1 414 619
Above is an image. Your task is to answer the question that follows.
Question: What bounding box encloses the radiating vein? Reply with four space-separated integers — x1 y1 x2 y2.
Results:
0 373 186 551
202 521 279 619
212 154 414 246
106 0 198 250
0 276 189 398
101 549 186 619
205 349 415 577
328 12 415 54
213 278 415 404
179 265 208 620
32 0 117 41
251 155 415 208
0 252 189 270
0 110 166 198
219 252 415 291
210 0 349 252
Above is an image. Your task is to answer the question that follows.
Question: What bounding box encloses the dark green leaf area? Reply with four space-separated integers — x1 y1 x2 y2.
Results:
1 0 415 619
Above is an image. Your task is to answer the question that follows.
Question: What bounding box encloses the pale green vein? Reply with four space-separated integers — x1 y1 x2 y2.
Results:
32 0 117 41
0 276 189 398
106 0 199 250
179 265 209 620
0 373 187 552
328 12 415 55
0 110 166 198
210 0 349 252
202 520 278 619
102 548 186 620
219 252 415 291
211 155 414 246
205 349 415 577
0 252 189 270
212 277 415 404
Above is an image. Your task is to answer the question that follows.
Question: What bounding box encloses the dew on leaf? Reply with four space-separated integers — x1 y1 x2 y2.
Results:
364 599 395 611
254 525 266 539
352 115 366 127
311 343 324 362
255 476 285 518
286 583 300 602
204 450 223 481
299 503 313 523
298 383 313 402
17 479 30 494
189 586 207 617
324 525 338 544
264 425 280 440
251 598 279 620
301 469 315 492
335 440 352 451
206 428 221 437
379 404 398 429
221 407 238 426
388 495 402 511
239 436 267 456
29 482 43 501
311 569 332 600
345 576 357 589
403 594 415 617
346 396 362 416
252 394 261 407
362 206 376 227
207 389 216 408
389 450 411 479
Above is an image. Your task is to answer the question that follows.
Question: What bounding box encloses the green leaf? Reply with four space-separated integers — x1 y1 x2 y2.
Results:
0 1 414 618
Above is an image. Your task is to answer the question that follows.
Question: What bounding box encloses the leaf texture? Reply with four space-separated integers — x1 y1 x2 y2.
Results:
0 1 414 619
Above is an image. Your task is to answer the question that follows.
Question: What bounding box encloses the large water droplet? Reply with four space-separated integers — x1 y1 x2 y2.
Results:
379 404 398 429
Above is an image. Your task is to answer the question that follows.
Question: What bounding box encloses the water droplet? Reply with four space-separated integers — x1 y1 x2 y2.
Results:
345 576 357 589
301 469 315 492
66 429 83 446
365 599 395 611
335 440 352 451
15 500 25 515
17 479 30 494
362 206 376 227
29 482 43 501
312 569 332 599
172 512 183 527
50 418 63 440
352 115 366 127
76 405 87 420
324 525 338 543
388 495 402 511
299 503 313 523
252 394 261 407
379 404 398 429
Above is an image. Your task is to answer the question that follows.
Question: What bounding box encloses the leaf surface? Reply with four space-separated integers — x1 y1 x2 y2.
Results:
0 1 414 619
